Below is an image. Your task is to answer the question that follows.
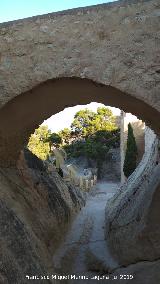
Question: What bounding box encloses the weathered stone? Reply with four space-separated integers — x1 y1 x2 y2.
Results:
105 129 160 266
0 149 85 283
0 0 159 166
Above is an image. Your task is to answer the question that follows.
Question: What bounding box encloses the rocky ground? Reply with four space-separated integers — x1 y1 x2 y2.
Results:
52 173 160 284
52 182 120 283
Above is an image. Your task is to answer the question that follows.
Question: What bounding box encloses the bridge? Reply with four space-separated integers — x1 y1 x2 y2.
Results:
0 0 159 165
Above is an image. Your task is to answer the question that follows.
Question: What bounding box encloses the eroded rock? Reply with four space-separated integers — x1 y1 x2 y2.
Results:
105 130 160 282
0 149 85 283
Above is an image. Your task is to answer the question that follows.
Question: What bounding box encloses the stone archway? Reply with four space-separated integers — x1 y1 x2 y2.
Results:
0 1 159 282
0 0 159 112
0 77 160 167
0 0 159 166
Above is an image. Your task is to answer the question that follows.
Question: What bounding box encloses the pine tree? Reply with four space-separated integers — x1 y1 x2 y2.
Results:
123 123 138 178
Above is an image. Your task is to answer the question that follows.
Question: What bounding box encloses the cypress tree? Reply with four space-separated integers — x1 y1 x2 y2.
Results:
123 123 138 178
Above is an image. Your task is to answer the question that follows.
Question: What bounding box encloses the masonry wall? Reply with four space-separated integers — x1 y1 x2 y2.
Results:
0 0 160 168
105 129 160 269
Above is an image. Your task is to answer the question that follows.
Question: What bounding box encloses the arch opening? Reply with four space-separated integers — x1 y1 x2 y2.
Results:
0 77 159 167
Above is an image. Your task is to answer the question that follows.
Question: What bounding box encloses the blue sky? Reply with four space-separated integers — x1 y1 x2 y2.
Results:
0 0 116 23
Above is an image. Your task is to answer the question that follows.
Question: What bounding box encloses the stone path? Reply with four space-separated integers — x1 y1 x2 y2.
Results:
52 182 119 283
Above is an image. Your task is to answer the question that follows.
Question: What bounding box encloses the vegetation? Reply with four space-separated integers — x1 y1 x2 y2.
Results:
28 125 51 160
71 107 117 137
46 132 62 149
123 123 138 178
27 107 120 167
65 107 119 159
58 128 71 144
64 129 119 160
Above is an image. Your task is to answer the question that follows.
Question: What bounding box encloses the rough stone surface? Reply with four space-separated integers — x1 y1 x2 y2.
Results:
0 149 85 283
0 0 159 108
105 129 160 265
0 0 160 165
0 1 160 281
0 0 160 109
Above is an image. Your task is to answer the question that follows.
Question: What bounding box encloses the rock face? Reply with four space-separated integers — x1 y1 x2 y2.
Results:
105 129 160 282
0 149 85 283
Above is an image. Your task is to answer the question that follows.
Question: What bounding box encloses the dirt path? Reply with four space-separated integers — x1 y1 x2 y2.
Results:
52 182 119 282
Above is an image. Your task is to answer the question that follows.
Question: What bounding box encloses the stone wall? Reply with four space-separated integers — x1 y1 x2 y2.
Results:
0 0 159 110
105 129 160 269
